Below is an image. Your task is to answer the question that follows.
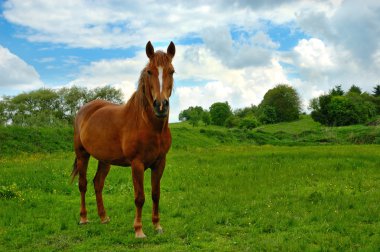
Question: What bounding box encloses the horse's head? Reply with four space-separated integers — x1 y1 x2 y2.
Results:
145 41 176 119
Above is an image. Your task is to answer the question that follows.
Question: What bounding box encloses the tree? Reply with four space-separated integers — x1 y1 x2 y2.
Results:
348 85 362 94
330 85 345 96
188 109 202 127
1 86 124 127
310 91 377 126
0 99 7 125
257 105 277 124
202 111 211 126
178 106 205 126
258 84 301 123
234 105 257 118
373 85 380 97
209 102 233 126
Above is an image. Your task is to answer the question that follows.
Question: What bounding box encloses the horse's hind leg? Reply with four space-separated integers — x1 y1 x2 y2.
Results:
93 161 111 224
77 154 90 224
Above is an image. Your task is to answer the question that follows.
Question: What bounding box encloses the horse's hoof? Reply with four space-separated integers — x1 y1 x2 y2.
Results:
156 227 164 234
135 231 147 239
79 218 89 225
101 216 110 224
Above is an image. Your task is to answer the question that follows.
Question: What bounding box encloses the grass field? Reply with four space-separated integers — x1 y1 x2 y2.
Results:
1 144 380 251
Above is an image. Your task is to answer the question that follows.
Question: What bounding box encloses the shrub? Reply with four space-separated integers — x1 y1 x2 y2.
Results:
224 115 240 128
239 116 260 130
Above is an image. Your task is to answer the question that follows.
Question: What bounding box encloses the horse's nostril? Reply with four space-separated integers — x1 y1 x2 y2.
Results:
163 99 169 106
153 99 158 107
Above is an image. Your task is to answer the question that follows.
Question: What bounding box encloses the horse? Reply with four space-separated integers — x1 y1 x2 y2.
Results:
71 41 176 238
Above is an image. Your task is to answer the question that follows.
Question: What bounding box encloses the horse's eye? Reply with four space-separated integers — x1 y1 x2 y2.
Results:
147 70 152 75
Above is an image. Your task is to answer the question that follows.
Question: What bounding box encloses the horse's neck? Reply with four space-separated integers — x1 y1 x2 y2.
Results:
124 91 168 133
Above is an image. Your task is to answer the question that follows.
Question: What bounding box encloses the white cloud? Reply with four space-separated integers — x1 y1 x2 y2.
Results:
3 0 380 119
2 0 334 49
66 55 147 101
0 45 43 92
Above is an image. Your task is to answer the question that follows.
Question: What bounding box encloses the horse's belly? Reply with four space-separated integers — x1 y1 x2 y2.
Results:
80 128 125 163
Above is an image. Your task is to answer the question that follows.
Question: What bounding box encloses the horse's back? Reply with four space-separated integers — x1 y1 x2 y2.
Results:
74 100 123 156
76 99 115 125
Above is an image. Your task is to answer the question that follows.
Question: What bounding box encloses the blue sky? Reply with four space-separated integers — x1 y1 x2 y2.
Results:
1 0 380 121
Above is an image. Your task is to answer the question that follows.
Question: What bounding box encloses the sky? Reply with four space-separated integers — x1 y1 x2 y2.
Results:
1 0 380 122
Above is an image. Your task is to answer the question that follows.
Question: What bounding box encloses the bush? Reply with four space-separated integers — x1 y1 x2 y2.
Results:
239 116 260 130
224 115 240 128
310 92 377 126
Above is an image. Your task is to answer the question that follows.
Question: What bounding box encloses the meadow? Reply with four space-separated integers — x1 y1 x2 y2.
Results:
1 118 380 251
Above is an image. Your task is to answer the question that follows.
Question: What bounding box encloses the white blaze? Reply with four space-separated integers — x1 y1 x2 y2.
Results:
158 66 163 93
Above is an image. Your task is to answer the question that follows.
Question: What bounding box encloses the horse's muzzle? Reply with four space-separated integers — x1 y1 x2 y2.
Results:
153 99 169 118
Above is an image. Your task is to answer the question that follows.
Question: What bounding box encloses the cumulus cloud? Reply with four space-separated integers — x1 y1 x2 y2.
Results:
66 53 148 101
202 27 278 68
0 45 43 91
3 0 380 120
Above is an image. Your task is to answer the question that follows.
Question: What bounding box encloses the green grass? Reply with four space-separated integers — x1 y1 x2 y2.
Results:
256 115 322 134
1 116 380 156
1 145 380 251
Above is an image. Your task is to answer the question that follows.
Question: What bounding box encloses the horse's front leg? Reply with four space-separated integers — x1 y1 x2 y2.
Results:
131 160 146 238
151 157 166 234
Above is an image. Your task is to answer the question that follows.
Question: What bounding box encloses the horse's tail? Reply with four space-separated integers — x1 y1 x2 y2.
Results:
70 157 79 184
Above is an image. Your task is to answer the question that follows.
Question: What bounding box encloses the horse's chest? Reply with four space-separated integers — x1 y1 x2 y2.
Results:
123 131 171 166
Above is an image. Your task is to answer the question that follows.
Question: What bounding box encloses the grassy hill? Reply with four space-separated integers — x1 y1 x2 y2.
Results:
1 117 380 250
1 115 379 156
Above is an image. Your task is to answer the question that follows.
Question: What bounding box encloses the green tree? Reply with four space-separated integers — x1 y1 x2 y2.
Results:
348 85 362 94
188 109 202 127
202 111 211 126
257 105 277 124
209 102 233 126
234 105 257 118
258 84 301 123
373 85 380 97
310 92 377 126
88 86 124 104
330 85 345 96
0 99 7 125
178 106 204 126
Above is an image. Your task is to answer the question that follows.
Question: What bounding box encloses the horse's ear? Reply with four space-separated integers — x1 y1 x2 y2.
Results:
167 41 175 59
146 41 155 59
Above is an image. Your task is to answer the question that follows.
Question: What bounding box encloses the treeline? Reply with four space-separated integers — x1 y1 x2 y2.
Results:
0 86 123 127
310 85 380 126
179 84 302 129
180 84 380 128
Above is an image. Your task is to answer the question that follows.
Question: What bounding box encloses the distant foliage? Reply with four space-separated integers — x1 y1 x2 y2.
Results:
330 85 345 96
348 85 362 94
224 115 240 128
310 88 377 126
239 116 260 130
373 85 380 97
178 106 209 126
257 84 301 123
0 86 123 127
209 102 233 126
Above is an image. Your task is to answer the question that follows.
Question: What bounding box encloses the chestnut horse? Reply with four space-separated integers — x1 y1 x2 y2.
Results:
71 41 175 238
